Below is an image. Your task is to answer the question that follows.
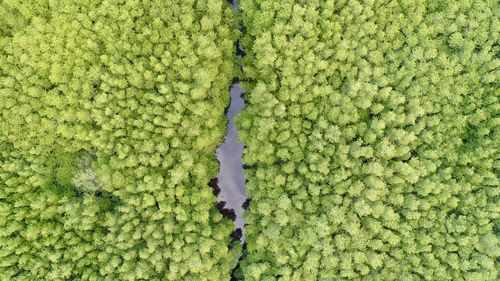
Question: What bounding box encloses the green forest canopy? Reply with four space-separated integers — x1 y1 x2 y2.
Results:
0 1 239 280
237 0 498 280
0 0 498 280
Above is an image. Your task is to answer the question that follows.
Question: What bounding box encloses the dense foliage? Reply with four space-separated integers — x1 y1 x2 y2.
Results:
238 0 499 280
0 1 240 280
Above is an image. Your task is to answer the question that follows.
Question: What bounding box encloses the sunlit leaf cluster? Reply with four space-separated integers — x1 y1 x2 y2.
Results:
238 0 499 280
0 1 239 280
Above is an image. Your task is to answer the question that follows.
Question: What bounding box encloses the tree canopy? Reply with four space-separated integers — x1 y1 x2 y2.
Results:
0 1 239 280
238 0 499 280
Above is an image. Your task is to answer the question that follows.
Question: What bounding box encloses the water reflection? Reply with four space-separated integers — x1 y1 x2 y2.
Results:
228 0 240 11
216 83 246 238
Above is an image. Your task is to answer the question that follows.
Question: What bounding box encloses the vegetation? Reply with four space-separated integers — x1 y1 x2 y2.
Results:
0 1 239 280
1 0 498 280
238 0 499 280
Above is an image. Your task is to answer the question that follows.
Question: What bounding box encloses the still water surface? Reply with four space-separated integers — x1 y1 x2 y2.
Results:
215 83 246 237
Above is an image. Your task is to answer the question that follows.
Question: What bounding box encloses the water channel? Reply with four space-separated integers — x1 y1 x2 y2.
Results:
214 0 247 242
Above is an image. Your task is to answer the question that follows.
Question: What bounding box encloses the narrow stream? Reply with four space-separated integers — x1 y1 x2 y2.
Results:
215 82 246 240
213 0 247 242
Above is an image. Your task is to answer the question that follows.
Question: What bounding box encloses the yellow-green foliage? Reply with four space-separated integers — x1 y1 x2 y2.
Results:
0 1 239 280
238 0 499 280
